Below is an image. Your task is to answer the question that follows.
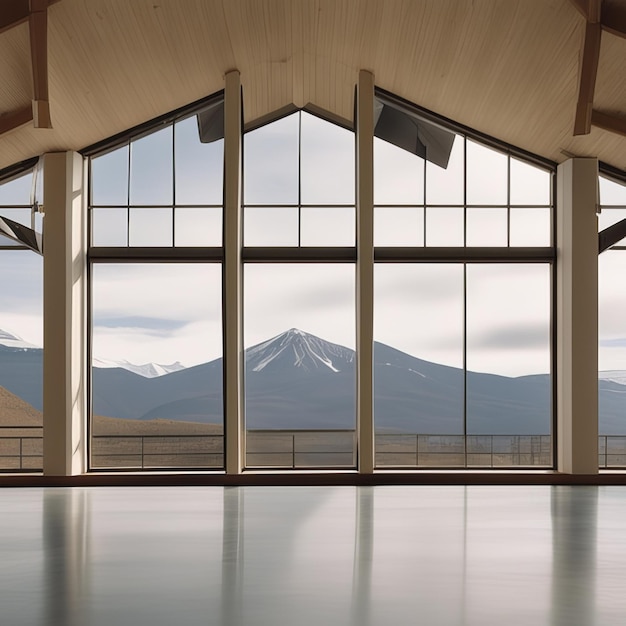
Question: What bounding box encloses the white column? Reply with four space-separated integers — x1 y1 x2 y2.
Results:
356 70 375 473
43 151 86 475
556 157 598 474
223 70 244 474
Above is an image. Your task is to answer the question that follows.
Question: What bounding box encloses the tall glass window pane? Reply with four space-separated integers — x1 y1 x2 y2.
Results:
510 158 551 206
374 264 464 467
374 137 424 205
0 172 33 205
244 264 355 468
91 145 129 206
598 178 626 466
300 112 354 204
599 252 626 456
599 176 626 206
175 116 223 205
91 263 223 469
130 127 173 206
466 140 507 205
0 250 43 471
244 113 299 204
426 134 464 205
466 264 551 466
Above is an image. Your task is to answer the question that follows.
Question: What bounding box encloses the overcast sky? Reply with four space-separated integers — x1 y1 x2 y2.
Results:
1 111 624 377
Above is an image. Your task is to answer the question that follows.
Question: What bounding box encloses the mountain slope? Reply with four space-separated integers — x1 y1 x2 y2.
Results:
0 385 42 426
1 327 625 434
246 328 354 373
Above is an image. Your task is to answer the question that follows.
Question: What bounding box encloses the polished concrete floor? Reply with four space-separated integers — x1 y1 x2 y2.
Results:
0 485 625 625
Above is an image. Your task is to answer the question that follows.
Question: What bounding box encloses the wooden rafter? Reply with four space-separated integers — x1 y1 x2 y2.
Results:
0 0 30 35
591 110 626 137
29 0 52 128
0 0 58 135
569 0 602 20
602 0 626 38
0 0 59 34
574 19 602 135
0 106 33 135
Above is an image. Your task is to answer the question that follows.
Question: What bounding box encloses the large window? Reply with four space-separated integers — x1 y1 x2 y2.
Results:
373 102 554 468
243 111 356 469
88 96 224 470
0 169 43 471
85 89 555 472
598 175 626 467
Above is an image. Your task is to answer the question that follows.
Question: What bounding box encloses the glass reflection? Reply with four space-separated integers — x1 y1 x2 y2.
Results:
0 486 620 625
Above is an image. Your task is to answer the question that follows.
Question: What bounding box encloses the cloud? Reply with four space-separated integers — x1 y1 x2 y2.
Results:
469 323 549 350
600 338 626 348
93 316 188 332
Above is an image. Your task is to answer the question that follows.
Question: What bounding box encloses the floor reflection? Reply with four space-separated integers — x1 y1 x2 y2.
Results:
0 485 625 625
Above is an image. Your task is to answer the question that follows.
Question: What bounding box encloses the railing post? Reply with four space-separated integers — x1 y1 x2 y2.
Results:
20 438 23 471
141 436 145 469
292 434 296 469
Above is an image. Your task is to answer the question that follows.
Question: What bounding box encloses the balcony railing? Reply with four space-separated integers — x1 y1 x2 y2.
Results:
0 426 43 471
3 428 626 471
375 433 553 468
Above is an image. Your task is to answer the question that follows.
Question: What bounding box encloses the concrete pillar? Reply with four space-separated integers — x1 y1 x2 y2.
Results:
556 158 598 474
223 71 244 474
356 70 375 473
43 151 86 475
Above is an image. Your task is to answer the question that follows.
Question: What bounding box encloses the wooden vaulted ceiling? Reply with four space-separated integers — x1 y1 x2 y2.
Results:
1 0 626 173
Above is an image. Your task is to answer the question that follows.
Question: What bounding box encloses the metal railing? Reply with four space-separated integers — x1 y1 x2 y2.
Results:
375 433 553 468
246 429 356 468
0 426 43 471
90 433 225 469
599 435 626 468
5 428 626 471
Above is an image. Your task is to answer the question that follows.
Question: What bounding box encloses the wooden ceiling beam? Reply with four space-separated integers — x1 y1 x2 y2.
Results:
29 0 52 128
592 109 626 137
574 19 602 135
0 0 59 34
602 0 626 38
0 0 30 35
569 0 602 21
0 106 34 136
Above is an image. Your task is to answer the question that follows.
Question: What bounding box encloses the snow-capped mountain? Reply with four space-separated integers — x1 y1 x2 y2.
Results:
0 328 39 351
599 371 626 386
92 357 186 379
246 328 354 373
0 327 185 378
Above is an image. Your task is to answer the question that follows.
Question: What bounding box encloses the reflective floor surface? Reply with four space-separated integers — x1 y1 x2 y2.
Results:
1 485 625 625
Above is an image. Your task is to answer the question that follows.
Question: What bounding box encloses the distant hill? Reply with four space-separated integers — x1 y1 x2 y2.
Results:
0 384 41 426
0 327 625 434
